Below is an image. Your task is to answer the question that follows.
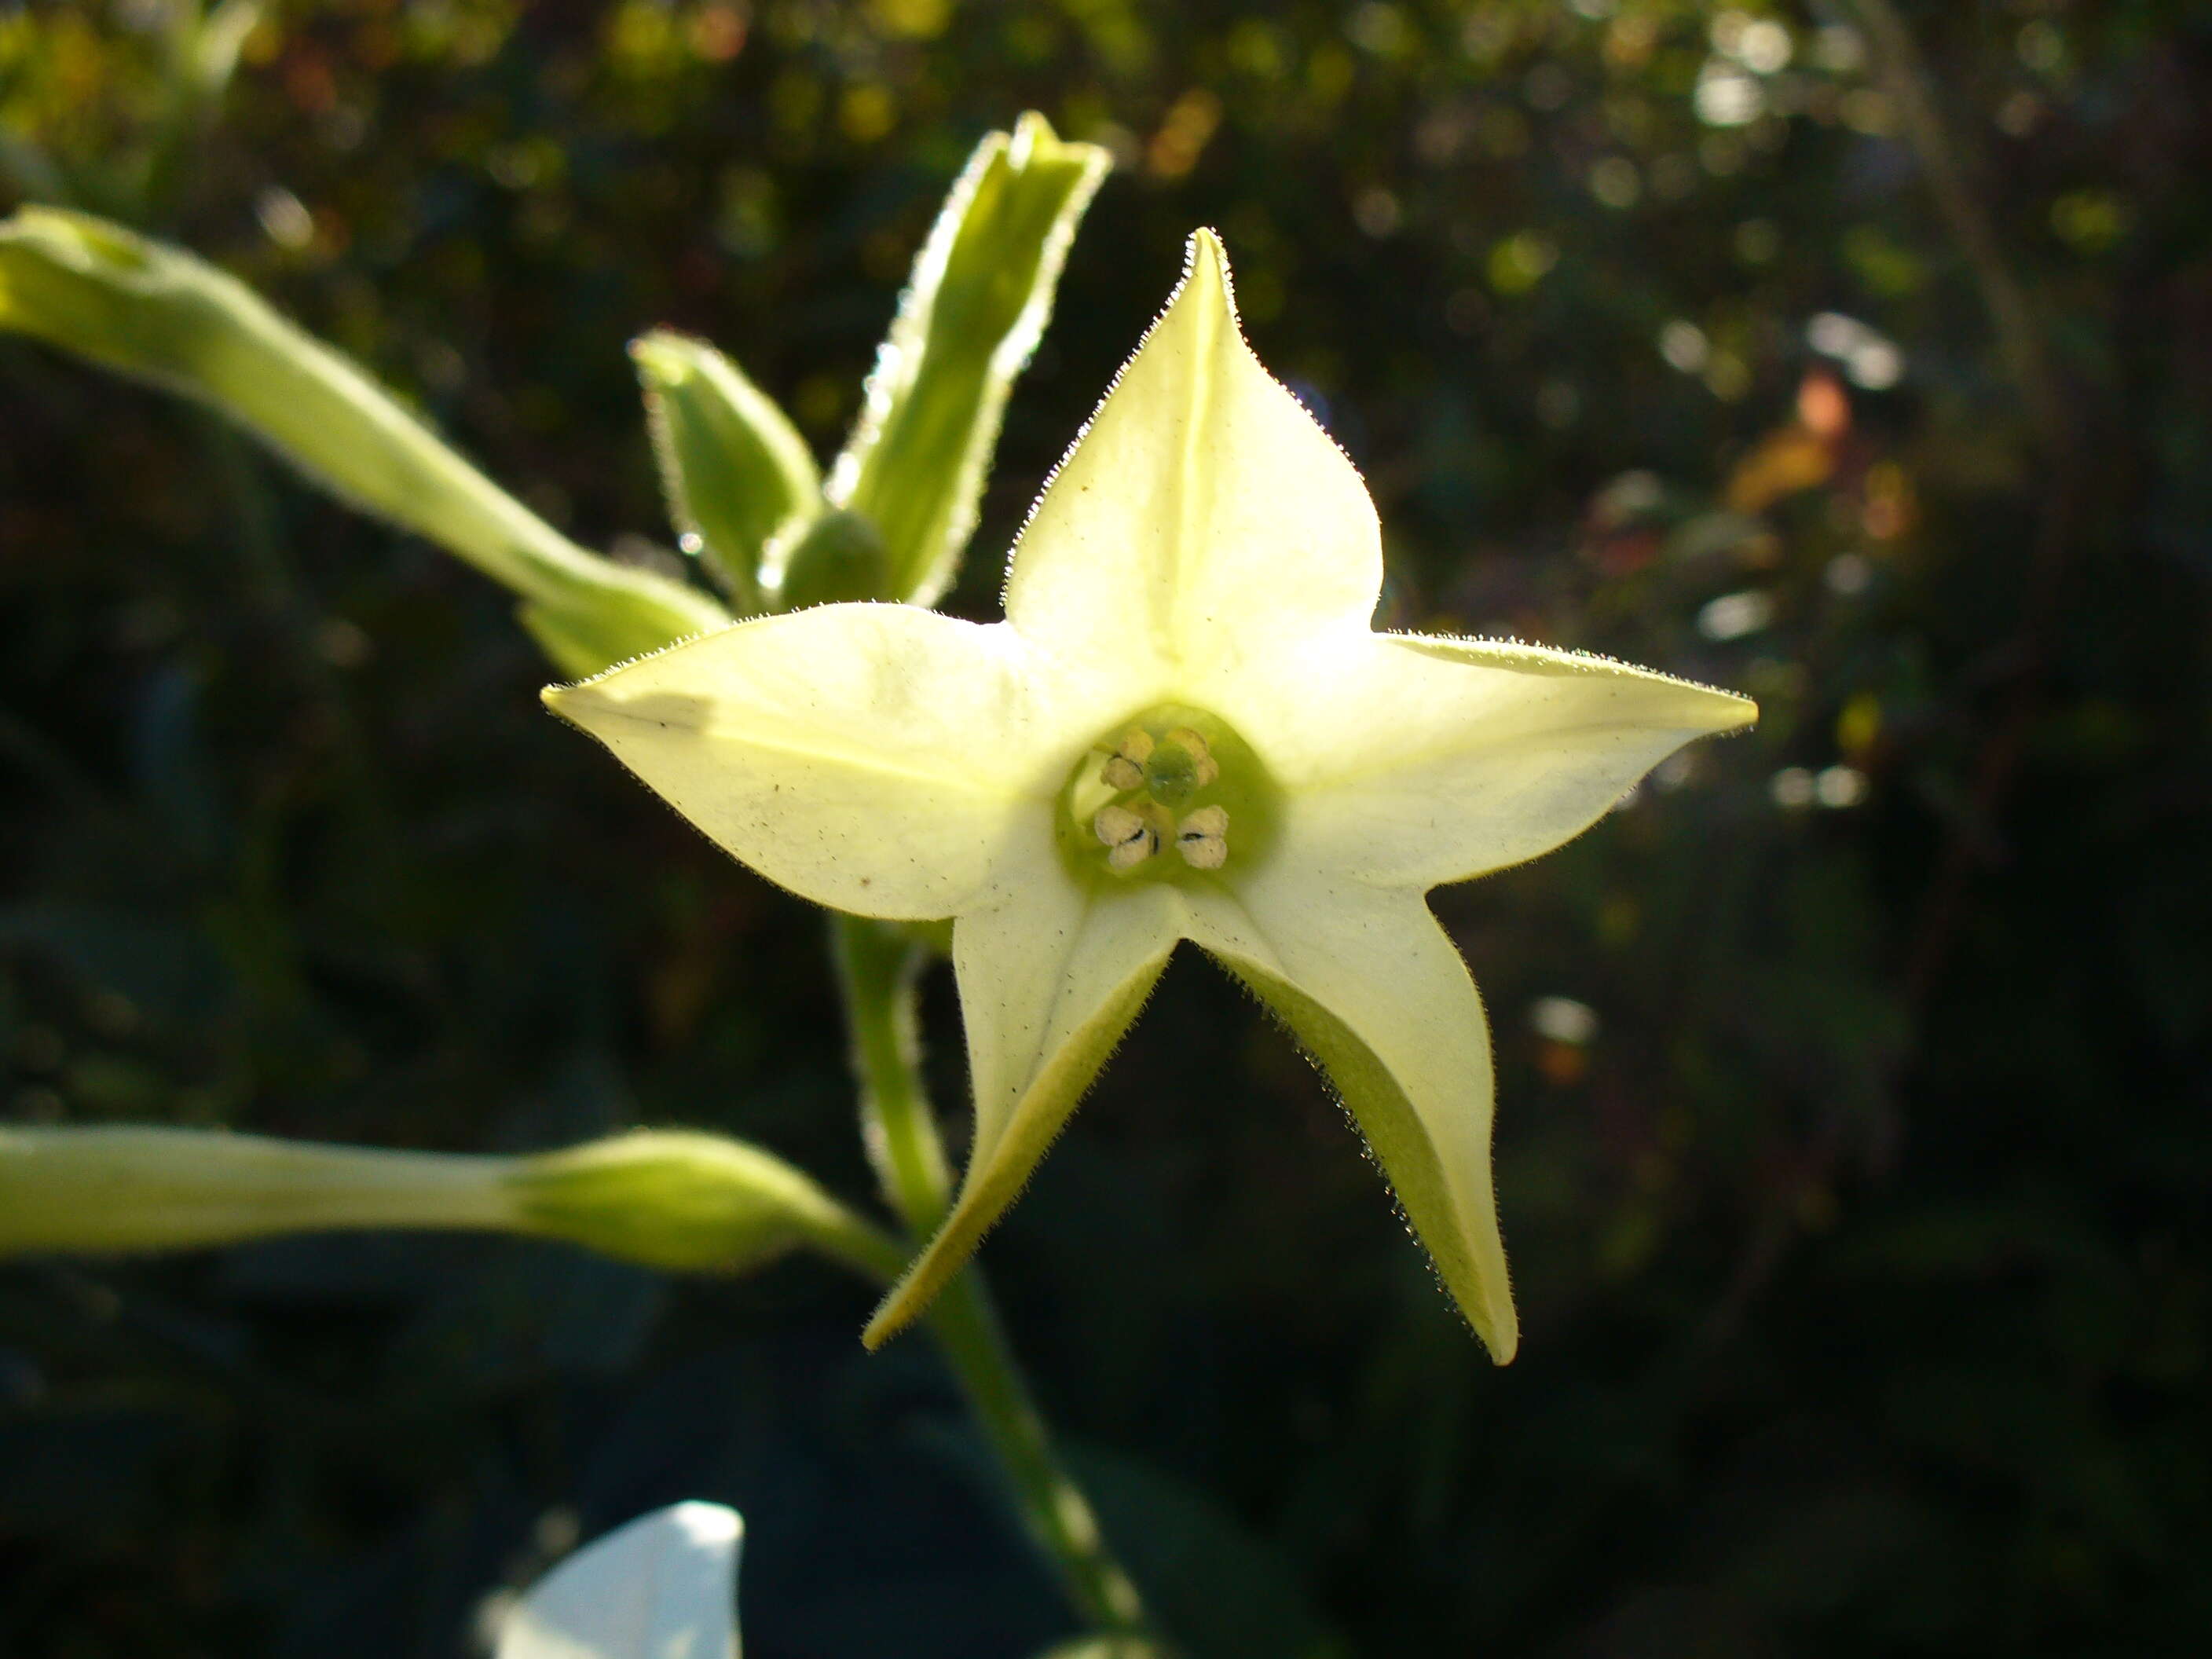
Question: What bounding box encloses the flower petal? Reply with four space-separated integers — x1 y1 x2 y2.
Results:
1001 229 1382 686
1226 632 1754 888
863 833 1181 1346
1186 869 1518 1362
498 1501 742 1659
545 606 1079 920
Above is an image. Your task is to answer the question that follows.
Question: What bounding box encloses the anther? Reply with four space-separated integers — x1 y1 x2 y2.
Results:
1176 805 1229 870
1094 804 1159 870
1101 730 1153 791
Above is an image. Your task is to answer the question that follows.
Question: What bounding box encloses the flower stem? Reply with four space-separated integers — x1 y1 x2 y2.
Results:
830 915 1149 1635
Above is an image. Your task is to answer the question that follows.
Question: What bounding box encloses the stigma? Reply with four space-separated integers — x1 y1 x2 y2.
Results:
1055 705 1277 885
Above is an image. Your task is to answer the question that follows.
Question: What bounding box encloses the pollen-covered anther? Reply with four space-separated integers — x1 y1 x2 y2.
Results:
1176 804 1229 870
1101 730 1152 791
1094 804 1159 870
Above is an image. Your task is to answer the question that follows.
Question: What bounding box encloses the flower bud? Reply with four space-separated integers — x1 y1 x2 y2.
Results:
632 330 819 613
506 1130 898 1278
0 207 727 676
826 112 1111 606
0 1126 900 1284
770 508 891 610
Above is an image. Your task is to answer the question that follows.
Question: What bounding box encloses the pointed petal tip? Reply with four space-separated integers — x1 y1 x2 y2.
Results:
1722 691 1761 731
626 329 694 375
1155 226 1246 357
860 1280 927 1351
1477 1309 1520 1366
539 679 589 715
1181 226 1234 304
661 1500 745 1548
859 1214 980 1350
1009 108 1093 165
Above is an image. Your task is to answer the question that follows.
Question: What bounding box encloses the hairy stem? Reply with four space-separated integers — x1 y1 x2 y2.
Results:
830 915 1149 1636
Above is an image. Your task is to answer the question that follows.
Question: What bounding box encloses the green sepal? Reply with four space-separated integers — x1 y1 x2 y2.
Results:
0 206 728 672
827 112 1111 606
632 329 819 612
508 1130 901 1279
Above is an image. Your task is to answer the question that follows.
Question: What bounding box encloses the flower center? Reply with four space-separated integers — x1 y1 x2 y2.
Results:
1054 705 1280 886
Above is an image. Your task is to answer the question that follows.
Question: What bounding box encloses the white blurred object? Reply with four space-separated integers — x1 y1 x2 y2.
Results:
1697 590 1774 641
1694 64 1765 126
1815 765 1870 808
1530 996 1601 1046
498 1503 744 1659
1805 310 1906 390
1732 20 1793 75
1659 318 1712 373
1770 767 1817 809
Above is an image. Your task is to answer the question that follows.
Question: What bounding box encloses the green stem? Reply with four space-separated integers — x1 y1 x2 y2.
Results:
830 915 1149 1636
792 1201 913 1287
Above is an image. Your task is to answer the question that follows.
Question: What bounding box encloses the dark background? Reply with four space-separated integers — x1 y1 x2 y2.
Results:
3 2 2207 1654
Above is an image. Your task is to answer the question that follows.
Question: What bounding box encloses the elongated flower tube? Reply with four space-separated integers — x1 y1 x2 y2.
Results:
0 1126 902 1283
548 231 1756 1361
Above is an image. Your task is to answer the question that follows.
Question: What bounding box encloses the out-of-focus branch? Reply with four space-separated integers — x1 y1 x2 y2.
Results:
1829 0 2088 1013
1835 0 2067 453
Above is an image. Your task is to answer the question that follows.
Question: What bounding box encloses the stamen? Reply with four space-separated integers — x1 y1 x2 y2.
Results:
1176 804 1229 870
1101 731 1153 791
1055 705 1276 886
1094 804 1159 870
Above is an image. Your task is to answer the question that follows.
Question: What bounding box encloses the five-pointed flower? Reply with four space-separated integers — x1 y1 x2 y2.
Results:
547 231 1755 1362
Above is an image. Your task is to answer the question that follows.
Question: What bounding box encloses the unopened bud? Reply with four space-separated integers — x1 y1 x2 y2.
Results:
770 508 891 610
0 1126 901 1284
0 207 727 676
507 1132 901 1279
632 330 820 613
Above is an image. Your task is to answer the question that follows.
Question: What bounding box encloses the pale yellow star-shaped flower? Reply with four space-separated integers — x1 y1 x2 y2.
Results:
548 231 1755 1361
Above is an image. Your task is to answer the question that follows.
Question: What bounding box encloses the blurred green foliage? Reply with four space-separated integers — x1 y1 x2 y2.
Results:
2 2 2207 1656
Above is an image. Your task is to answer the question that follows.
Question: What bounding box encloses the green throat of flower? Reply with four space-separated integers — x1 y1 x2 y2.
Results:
1055 705 1280 886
